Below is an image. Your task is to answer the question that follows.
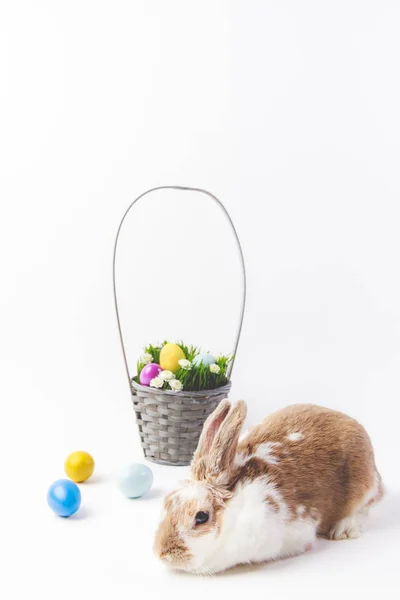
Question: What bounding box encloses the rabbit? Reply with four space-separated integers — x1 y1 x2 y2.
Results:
154 400 383 574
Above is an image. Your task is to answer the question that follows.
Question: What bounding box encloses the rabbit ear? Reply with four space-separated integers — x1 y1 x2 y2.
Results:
192 399 231 465
207 400 247 480
191 400 247 482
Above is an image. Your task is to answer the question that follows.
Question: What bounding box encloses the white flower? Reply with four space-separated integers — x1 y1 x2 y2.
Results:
178 359 192 370
150 376 164 388
140 352 153 365
209 363 220 374
159 370 175 381
169 379 183 392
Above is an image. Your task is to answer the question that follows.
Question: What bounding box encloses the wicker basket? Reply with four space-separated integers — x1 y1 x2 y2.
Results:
131 380 232 465
113 186 246 466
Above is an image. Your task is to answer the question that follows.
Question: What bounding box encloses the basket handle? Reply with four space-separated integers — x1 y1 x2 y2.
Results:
112 186 247 391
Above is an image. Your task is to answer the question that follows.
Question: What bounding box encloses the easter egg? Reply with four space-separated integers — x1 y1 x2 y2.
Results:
47 479 81 517
117 464 154 498
65 451 95 483
193 353 216 367
159 343 185 372
140 363 162 386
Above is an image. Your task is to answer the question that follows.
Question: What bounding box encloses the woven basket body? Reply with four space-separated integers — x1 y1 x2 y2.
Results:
131 380 232 465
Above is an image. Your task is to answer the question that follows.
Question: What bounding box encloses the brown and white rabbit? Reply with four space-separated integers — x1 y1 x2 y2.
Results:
154 400 383 574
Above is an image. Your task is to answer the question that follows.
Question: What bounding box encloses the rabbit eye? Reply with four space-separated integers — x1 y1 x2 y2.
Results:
195 511 209 525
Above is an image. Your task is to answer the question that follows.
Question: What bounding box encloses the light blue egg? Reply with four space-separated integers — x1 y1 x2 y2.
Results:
118 464 153 498
193 353 216 367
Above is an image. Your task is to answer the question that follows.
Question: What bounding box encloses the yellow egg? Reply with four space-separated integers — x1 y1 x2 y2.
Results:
159 343 185 373
65 451 95 483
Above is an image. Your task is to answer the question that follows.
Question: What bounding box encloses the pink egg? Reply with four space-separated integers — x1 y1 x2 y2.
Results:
140 363 162 386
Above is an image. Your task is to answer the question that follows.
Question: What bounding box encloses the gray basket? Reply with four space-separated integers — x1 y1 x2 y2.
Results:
113 186 246 466
131 380 232 465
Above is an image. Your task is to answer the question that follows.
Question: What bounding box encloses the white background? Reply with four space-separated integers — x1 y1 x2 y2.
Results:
1 1 400 599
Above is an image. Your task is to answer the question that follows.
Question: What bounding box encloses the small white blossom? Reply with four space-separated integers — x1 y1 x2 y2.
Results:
159 370 175 381
178 359 192 370
140 352 153 365
150 376 164 388
209 363 220 374
169 379 183 392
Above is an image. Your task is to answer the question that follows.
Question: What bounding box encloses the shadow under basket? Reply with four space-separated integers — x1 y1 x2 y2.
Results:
131 380 232 466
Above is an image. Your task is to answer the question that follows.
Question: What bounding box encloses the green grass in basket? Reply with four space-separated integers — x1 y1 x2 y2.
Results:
176 341 199 362
175 360 229 392
133 341 232 392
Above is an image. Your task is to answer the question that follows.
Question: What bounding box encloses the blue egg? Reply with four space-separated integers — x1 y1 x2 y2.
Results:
47 479 81 517
118 464 153 498
193 353 216 367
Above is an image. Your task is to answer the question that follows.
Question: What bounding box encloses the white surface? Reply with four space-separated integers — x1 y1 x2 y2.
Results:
1 1 400 599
